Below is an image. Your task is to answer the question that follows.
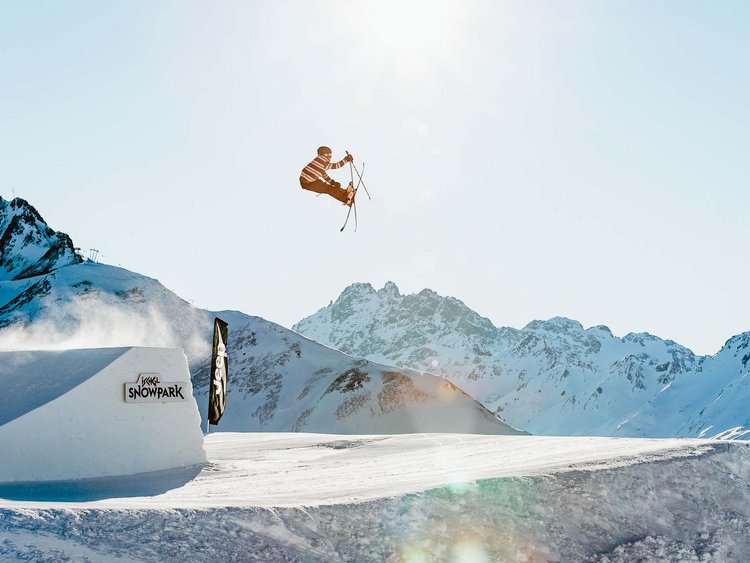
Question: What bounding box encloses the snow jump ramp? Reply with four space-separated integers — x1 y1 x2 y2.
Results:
0 347 206 487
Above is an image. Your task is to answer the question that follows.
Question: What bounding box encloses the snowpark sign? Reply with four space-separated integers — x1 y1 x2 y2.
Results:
125 373 188 403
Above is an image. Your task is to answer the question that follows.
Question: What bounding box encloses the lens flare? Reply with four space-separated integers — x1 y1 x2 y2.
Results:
451 540 490 563
402 545 430 563
446 478 474 495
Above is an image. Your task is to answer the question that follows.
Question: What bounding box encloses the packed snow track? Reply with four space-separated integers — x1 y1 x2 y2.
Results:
1 433 749 561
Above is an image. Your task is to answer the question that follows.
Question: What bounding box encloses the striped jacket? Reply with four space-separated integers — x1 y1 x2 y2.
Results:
300 154 347 184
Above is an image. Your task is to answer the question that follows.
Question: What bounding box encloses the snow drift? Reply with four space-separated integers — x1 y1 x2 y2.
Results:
0 347 206 483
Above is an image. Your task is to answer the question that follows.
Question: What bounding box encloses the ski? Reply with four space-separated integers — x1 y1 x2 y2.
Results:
340 161 364 232
350 160 370 200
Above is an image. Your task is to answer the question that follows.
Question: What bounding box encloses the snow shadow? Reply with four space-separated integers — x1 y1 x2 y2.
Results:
0 464 203 502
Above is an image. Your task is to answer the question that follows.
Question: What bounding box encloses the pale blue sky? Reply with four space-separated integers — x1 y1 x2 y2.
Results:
1 1 748 355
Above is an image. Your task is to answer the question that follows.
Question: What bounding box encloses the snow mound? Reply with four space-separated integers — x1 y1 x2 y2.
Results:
0 347 206 483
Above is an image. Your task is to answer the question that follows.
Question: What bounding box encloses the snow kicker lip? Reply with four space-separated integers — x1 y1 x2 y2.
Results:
0 347 130 427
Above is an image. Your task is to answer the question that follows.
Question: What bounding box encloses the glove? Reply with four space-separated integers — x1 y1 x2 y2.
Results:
345 154 353 163
331 180 341 189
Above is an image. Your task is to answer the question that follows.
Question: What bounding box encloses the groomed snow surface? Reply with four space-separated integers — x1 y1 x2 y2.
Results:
2 433 749 561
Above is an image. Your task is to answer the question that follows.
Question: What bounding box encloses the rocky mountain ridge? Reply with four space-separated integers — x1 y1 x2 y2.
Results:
0 197 81 282
293 282 749 439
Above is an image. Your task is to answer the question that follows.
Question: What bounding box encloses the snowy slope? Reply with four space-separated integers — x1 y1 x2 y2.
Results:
294 282 750 439
1 434 749 561
0 260 215 354
190 318 523 434
613 332 750 440
0 199 517 435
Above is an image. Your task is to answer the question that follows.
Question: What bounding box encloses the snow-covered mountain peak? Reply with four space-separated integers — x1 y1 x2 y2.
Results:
340 282 376 298
622 332 663 346
296 282 506 356
524 316 585 334
517 317 602 362
718 332 750 356
0 196 81 281
0 197 45 227
379 280 400 297
417 288 438 297
586 325 614 338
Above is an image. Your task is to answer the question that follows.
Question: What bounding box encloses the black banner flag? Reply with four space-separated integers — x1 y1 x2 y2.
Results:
208 317 229 426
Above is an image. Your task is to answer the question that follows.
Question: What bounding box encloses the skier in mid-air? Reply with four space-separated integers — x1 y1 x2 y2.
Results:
299 146 355 206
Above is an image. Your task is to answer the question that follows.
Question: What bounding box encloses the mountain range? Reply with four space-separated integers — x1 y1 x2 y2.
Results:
293 282 750 439
3 196 747 440
0 197 519 435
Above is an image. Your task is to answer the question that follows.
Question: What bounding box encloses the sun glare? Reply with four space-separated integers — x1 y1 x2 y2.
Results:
347 0 470 56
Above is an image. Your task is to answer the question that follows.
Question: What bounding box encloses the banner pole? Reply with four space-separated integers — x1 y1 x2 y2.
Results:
206 320 215 436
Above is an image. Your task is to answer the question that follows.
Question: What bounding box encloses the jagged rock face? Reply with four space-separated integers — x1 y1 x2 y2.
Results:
294 282 748 439
295 281 523 387
0 197 81 281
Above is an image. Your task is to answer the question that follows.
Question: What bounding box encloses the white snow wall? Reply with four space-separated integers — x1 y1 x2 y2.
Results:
0 347 206 483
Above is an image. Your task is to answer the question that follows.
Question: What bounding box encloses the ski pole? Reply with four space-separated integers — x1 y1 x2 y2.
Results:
347 150 354 189
346 151 371 200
